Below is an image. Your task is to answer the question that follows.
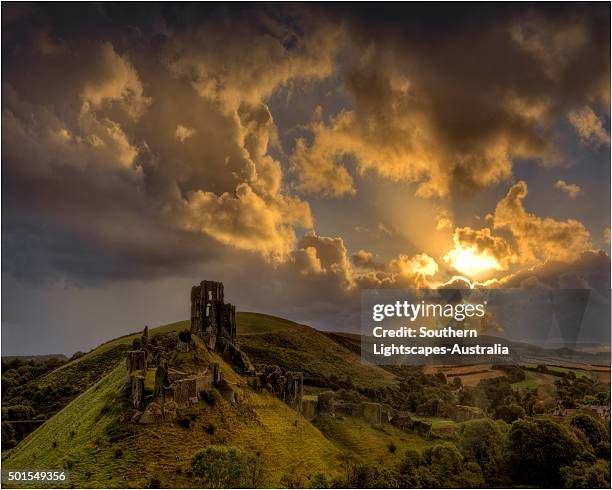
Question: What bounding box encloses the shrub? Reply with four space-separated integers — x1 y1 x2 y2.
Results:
3 439 17 449
146 477 161 488
200 390 216 406
595 440 611 460
191 445 248 488
1 422 16 445
280 473 305 488
561 460 611 488
178 329 192 343
7 405 34 421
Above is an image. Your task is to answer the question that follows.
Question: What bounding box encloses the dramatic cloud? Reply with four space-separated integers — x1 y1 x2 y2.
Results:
2 6 344 283
352 250 378 270
490 250 610 293
493 181 592 263
444 227 516 276
80 42 151 119
554 179 582 199
291 5 610 198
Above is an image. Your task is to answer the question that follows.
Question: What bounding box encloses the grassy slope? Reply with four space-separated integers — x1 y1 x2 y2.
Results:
315 416 433 468
4 363 127 487
36 321 191 396
3 350 343 488
237 313 397 389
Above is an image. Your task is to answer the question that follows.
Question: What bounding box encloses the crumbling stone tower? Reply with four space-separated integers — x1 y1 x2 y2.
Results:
191 280 237 349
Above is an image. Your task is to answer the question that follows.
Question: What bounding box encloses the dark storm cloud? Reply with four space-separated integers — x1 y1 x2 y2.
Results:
293 2 610 197
2 3 336 284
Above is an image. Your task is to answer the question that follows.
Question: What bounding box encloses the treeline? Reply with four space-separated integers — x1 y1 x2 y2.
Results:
312 414 610 488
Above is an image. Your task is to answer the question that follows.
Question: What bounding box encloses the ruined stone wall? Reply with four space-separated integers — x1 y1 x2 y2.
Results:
255 365 304 412
126 350 146 382
130 375 144 409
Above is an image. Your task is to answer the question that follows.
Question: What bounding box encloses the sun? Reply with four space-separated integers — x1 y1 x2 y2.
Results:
443 246 503 278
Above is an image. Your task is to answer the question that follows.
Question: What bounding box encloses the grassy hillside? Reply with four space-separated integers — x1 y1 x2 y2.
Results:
315 416 433 468
237 313 397 389
3 348 344 488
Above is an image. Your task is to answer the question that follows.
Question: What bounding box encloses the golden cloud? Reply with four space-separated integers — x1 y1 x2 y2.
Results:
567 106 610 146
493 180 592 263
554 179 582 199
444 227 516 276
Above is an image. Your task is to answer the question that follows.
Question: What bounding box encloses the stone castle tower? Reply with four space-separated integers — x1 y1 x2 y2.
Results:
191 280 237 349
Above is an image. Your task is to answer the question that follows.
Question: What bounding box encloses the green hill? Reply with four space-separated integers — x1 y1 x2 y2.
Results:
2 313 411 488
237 313 397 389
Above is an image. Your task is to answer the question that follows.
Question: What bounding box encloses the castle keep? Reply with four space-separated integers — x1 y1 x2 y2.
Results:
191 280 236 348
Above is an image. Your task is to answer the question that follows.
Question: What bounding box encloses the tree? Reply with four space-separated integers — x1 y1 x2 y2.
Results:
419 443 484 488
507 418 587 487
561 460 610 488
570 413 608 449
191 445 248 488
458 418 508 486
494 404 525 423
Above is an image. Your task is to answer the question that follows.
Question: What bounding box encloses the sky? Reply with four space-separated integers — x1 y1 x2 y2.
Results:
2 3 610 356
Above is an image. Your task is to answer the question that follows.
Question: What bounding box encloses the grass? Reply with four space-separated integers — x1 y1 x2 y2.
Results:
237 313 397 389
314 416 433 468
511 371 547 390
3 363 127 488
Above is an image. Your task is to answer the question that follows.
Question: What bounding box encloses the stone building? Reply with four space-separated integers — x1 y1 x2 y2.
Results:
191 280 236 348
190 280 254 374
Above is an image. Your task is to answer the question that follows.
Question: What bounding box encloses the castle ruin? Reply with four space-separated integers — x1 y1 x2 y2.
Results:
191 280 236 349
125 280 304 424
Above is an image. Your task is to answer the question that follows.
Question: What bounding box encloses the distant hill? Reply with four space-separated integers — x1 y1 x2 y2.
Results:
2 354 68 362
